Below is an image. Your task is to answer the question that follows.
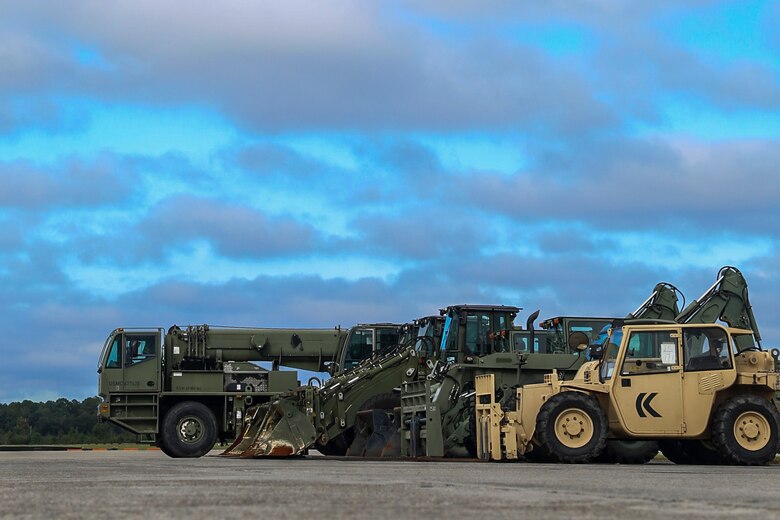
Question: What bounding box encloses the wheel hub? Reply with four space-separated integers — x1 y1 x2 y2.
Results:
555 408 593 449
178 417 203 443
733 411 770 451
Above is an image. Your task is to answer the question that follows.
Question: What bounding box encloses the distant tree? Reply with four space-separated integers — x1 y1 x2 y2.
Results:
0 397 136 445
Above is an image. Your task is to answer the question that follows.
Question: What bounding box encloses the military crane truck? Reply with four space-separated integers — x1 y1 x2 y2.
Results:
97 323 402 457
476 266 780 465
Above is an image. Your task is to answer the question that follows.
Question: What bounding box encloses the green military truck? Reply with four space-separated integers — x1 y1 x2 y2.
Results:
97 323 402 457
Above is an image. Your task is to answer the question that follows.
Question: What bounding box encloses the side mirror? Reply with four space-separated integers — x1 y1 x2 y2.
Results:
589 344 605 360
568 331 590 352
327 363 339 377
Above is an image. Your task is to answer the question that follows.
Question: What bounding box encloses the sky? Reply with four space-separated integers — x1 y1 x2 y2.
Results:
2 0 780 402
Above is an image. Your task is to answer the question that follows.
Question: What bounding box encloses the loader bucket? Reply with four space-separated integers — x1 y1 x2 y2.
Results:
346 408 401 457
222 399 317 458
222 402 271 456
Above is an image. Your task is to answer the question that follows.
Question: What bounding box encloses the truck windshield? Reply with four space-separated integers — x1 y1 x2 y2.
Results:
599 328 623 381
97 333 116 372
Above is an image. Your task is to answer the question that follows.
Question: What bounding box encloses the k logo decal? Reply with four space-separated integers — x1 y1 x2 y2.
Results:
635 392 662 418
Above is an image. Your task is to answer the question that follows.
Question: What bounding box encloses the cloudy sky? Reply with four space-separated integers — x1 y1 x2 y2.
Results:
2 1 779 402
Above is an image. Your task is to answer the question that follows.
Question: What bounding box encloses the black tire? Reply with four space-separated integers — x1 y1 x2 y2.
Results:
359 392 401 412
658 440 695 464
157 438 176 458
316 432 352 456
524 441 555 463
464 395 478 458
319 392 399 456
602 440 659 464
711 395 780 465
682 440 725 465
160 401 218 458
535 392 608 463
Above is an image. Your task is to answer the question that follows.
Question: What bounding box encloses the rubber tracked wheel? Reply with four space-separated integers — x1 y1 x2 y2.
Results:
535 392 608 463
160 401 218 458
602 440 659 464
711 395 780 465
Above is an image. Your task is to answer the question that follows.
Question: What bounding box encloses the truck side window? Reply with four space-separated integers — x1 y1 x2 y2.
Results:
105 336 121 368
620 330 678 375
124 335 157 367
684 327 731 371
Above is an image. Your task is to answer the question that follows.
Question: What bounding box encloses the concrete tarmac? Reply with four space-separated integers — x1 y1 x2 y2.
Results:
1 450 778 519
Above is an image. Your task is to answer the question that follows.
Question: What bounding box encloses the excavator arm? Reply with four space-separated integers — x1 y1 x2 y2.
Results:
626 282 682 321
675 266 762 350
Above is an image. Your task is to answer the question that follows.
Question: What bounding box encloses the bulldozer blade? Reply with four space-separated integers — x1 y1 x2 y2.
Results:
347 408 401 457
222 399 317 458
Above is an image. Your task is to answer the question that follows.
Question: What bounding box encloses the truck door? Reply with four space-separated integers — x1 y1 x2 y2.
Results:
100 333 125 394
612 328 684 435
679 326 737 435
122 332 160 392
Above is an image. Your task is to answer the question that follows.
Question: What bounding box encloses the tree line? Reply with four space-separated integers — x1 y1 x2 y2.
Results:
0 397 136 445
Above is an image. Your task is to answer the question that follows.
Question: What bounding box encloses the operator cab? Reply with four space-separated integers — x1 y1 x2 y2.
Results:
439 305 519 364
339 324 402 371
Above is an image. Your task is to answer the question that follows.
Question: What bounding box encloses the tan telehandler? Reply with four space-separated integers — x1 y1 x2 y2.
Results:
476 268 780 465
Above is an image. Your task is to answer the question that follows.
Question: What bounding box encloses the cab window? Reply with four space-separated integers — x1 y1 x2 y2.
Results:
513 333 547 353
376 328 400 355
124 335 157 367
105 336 121 368
683 327 731 371
620 330 678 375
344 329 373 370
465 313 491 356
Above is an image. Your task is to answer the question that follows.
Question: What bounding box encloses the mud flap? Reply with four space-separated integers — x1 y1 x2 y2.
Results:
347 408 401 457
221 399 317 458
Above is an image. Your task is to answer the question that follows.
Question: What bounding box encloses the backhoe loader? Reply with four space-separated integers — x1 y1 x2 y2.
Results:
475 266 780 465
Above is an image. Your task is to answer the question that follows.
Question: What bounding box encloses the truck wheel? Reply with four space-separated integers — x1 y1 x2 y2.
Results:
157 439 176 458
602 440 659 464
711 395 780 465
535 392 607 463
658 440 695 464
160 401 218 458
